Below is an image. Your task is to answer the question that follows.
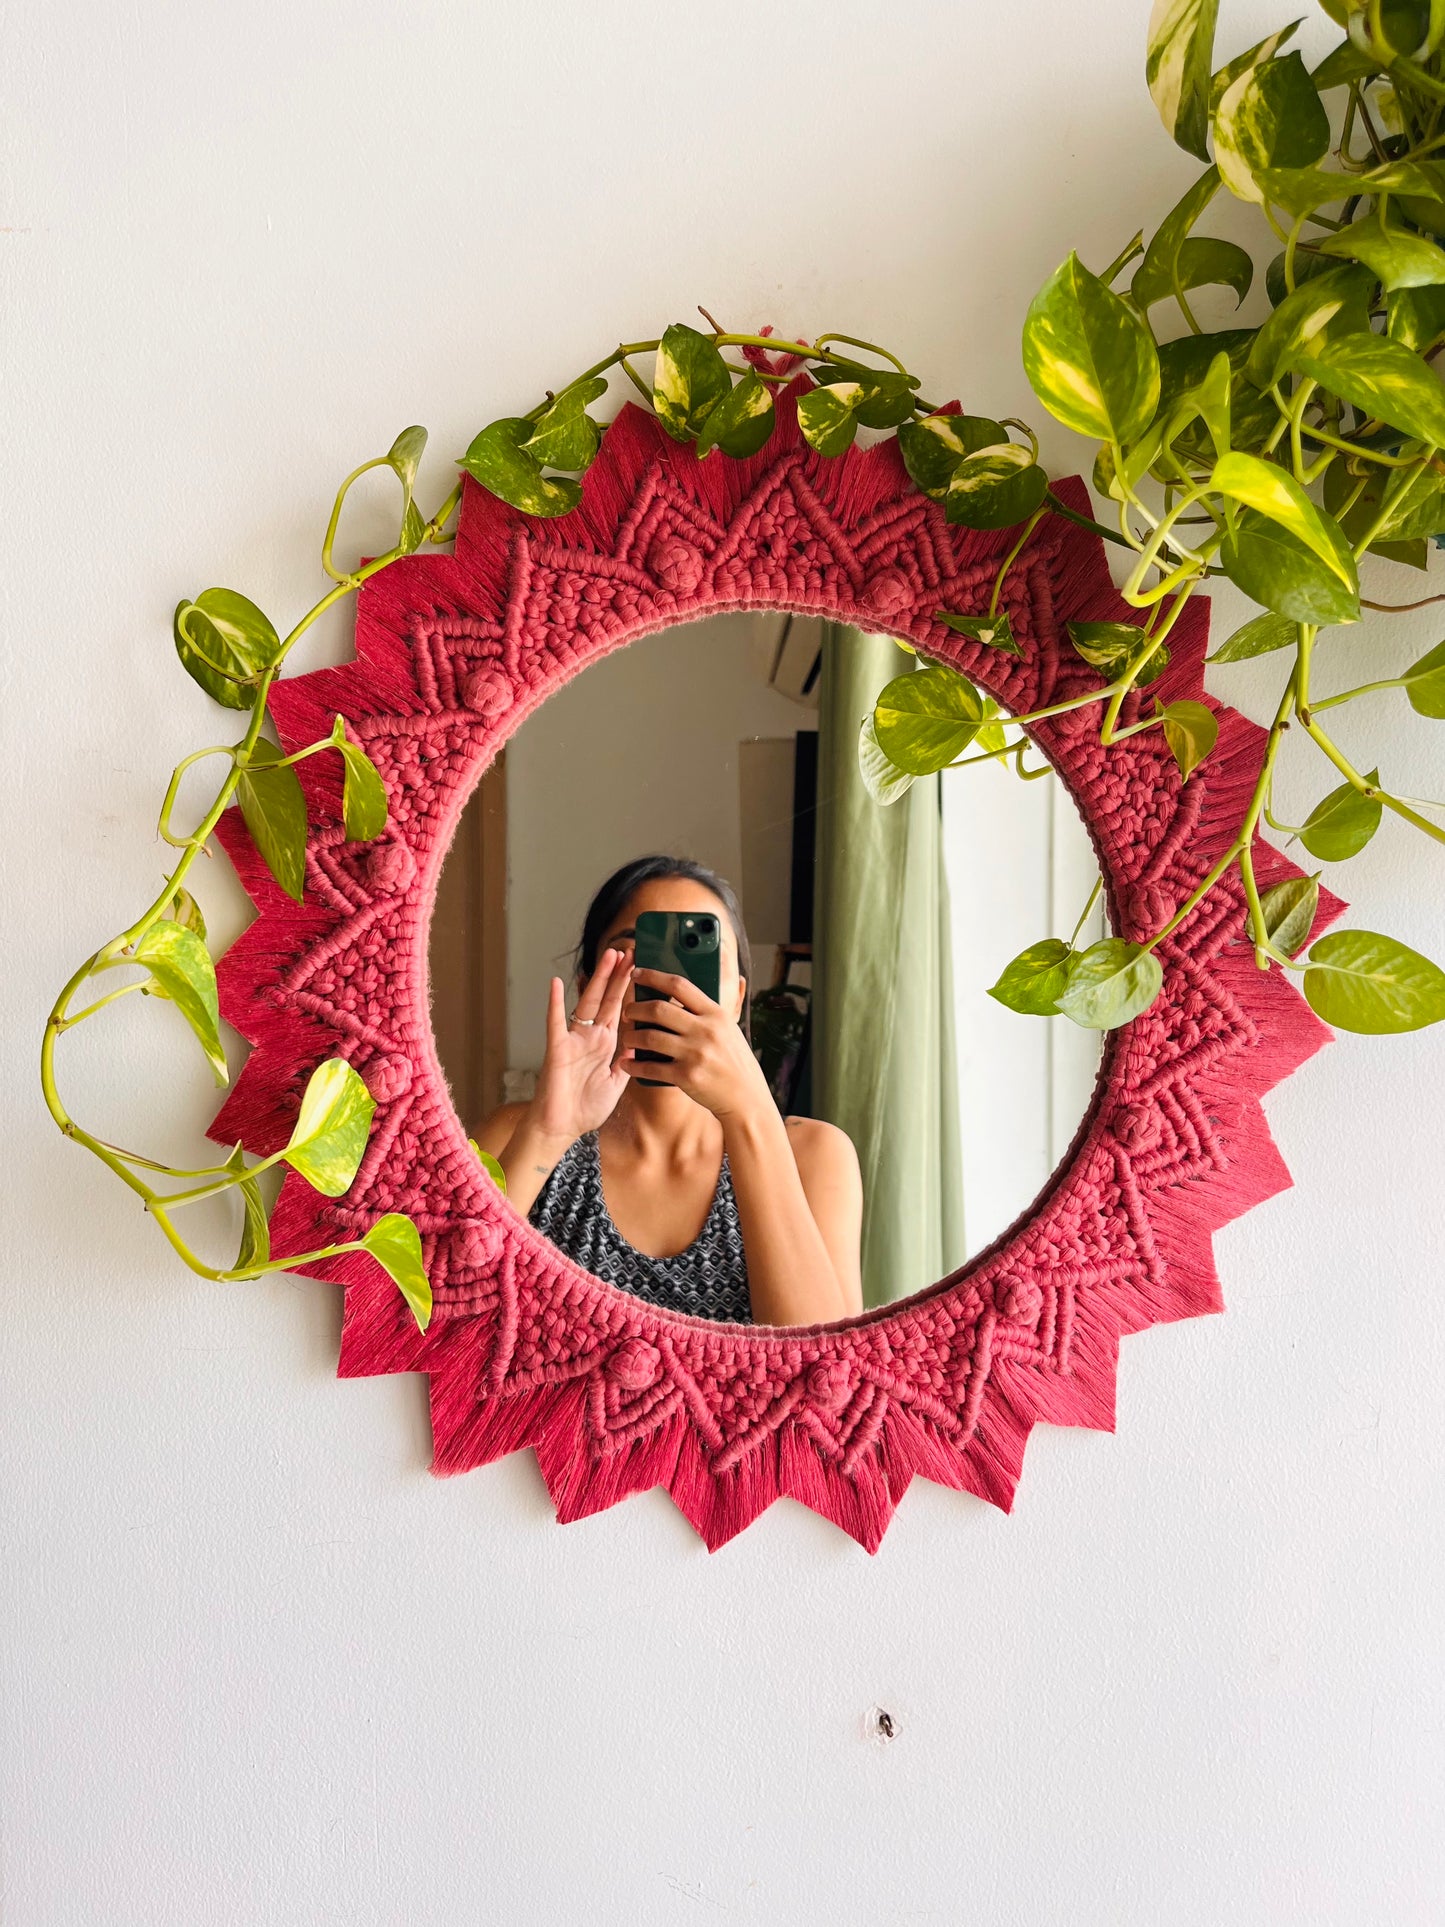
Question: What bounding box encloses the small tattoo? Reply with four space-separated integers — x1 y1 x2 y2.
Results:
533 1163 553 1177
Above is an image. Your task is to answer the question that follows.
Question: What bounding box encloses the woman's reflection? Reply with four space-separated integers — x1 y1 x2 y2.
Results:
473 856 862 1326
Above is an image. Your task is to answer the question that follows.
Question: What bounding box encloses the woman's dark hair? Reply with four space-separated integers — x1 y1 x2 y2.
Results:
576 854 753 1038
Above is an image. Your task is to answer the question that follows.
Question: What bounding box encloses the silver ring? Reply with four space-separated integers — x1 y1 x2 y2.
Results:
571 1017 595 1027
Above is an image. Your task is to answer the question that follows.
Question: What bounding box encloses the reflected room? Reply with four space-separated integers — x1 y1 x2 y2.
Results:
430 615 1103 1326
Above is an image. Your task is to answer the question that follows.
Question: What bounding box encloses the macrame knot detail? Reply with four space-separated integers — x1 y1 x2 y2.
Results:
456 1221 502 1269
362 840 415 893
647 532 704 593
607 1338 662 1391
365 1054 413 1103
461 668 514 717
998 1278 1043 1323
863 569 911 619
1127 883 1177 938
1113 1103 1163 1152
807 1359 853 1410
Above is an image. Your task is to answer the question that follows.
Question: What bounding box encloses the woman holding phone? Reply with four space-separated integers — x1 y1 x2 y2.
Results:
472 855 863 1327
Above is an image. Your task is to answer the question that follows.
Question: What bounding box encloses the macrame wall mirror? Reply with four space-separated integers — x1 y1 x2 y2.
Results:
44 323 1343 1552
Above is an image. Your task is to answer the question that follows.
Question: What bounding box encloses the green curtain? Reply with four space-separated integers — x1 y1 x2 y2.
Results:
812 624 965 1308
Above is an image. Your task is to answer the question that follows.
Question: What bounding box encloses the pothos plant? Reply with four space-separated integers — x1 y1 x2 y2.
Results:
865 0 1445 1038
42 1 1445 1317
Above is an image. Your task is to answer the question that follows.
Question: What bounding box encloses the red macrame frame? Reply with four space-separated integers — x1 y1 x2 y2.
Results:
210 379 1336 1551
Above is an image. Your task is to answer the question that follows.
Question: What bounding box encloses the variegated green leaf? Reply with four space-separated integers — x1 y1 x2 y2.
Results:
1067 621 1170 685
1291 332 1445 447
934 609 1021 656
810 361 920 429
873 666 987 775
1387 283 1445 353
1210 19 1301 107
224 1143 270 1274
458 418 582 518
1317 208 1445 290
173 588 282 710
652 324 732 443
1246 264 1374 389
523 377 608 470
281 1058 375 1198
1208 610 1297 662
1022 252 1160 444
1132 166 1252 314
1210 452 1358 595
1220 511 1361 624
796 383 861 457
385 425 428 492
898 414 1006 498
133 918 229 1086
944 443 1048 530
695 371 776 459
1215 51 1331 204
1146 0 1220 160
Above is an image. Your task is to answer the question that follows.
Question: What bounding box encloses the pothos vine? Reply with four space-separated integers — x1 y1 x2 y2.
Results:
41 0 1445 1326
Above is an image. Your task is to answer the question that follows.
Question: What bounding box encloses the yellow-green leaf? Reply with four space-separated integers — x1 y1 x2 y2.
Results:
1260 872 1320 957
988 939 1074 1016
857 714 918 806
1208 610 1297 662
133 918 228 1085
1304 929 1445 1032
1317 207 1445 290
1299 769 1383 861
237 739 308 903
360 1213 432 1331
281 1058 375 1198
328 717 388 842
458 418 583 518
1403 637 1445 716
1055 939 1164 1029
796 384 861 457
1156 698 1218 779
468 1138 508 1193
873 666 986 776
1210 452 1358 594
174 588 282 710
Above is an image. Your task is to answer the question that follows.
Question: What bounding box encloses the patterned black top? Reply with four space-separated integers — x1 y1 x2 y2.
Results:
528 1131 752 1324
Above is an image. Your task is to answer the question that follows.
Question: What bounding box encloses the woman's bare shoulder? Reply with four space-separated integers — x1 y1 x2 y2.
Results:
471 1102 528 1155
784 1115 860 1179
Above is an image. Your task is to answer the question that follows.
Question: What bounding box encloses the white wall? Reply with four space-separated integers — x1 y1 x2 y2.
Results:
5 4 1445 1923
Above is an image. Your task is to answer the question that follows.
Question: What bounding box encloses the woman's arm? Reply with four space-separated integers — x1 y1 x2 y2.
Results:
620 970 864 1327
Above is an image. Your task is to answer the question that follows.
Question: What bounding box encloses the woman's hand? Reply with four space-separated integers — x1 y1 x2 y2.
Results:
620 969 773 1123
528 949 632 1147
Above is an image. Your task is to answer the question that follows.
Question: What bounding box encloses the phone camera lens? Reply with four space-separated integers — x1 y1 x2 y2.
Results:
684 932 699 949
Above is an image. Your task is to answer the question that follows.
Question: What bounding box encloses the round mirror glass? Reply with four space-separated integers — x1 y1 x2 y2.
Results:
429 614 1104 1326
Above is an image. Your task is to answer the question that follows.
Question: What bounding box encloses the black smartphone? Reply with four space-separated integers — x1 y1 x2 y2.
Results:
632 909 721 1084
